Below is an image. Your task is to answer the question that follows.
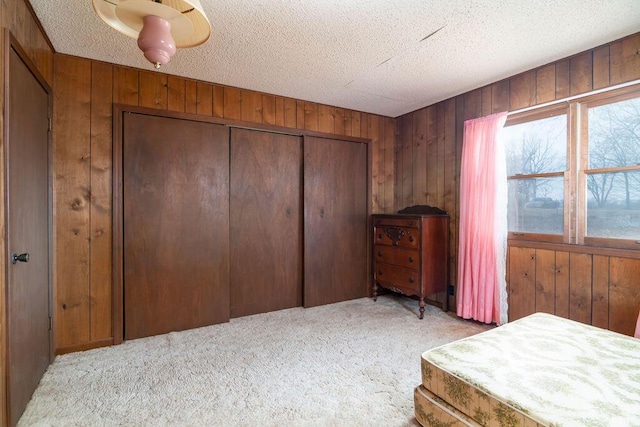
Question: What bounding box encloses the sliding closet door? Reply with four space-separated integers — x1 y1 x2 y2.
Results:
230 128 302 317
123 114 230 340
304 137 368 307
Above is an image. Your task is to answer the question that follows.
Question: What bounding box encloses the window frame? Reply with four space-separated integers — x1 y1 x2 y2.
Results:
505 83 640 251
579 87 640 250
505 104 570 244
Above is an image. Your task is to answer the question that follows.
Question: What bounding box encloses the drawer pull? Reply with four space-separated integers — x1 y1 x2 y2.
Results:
408 221 414 226
377 251 382 257
378 233 383 239
408 236 415 243
408 256 414 263
378 270 383 275
409 277 415 283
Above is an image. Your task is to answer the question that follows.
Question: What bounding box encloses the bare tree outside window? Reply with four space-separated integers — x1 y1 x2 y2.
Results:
501 86 640 247
586 97 640 239
504 114 566 235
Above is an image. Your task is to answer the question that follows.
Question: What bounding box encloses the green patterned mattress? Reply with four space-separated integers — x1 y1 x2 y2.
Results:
415 312 640 426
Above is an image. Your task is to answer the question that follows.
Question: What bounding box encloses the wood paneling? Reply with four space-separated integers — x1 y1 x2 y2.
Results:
304 102 319 131
213 85 224 118
54 55 92 347
241 89 262 123
610 33 640 86
568 252 592 324
395 32 640 329
555 251 570 318
185 80 197 114
400 114 414 208
491 80 510 113
570 51 593 95
592 46 610 90
1 0 54 86
167 75 186 112
318 104 335 134
52 55 394 352
442 99 457 307
113 67 138 106
262 94 276 125
89 61 113 341
609 257 640 335
508 247 536 321
507 245 640 336
383 116 396 213
555 59 571 99
536 64 556 104
412 109 427 205
534 249 555 314
592 255 609 329
196 82 213 116
139 71 167 109
223 87 242 120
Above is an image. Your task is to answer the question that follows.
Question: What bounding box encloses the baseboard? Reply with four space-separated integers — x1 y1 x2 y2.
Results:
56 338 114 355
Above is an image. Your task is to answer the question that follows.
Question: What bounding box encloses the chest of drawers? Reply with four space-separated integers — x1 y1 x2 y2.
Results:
372 213 449 319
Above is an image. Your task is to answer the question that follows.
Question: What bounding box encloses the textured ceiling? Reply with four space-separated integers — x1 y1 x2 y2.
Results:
30 0 640 117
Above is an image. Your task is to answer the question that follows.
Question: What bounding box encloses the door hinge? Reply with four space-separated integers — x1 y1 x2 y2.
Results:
48 316 52 331
48 117 52 132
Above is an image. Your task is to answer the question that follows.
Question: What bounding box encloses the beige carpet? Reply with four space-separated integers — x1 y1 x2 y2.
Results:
19 295 491 427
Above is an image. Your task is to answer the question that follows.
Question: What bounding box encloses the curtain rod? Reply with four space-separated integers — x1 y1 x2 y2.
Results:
507 78 640 116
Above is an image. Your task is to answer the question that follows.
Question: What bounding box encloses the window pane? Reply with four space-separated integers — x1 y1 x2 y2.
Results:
508 177 564 234
504 114 567 176
586 171 640 240
588 97 640 169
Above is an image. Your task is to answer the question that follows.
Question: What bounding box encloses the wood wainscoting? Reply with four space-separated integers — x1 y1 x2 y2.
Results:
53 54 395 354
395 32 640 314
508 241 640 336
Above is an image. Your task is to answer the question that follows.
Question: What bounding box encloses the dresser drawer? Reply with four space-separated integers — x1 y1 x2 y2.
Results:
373 217 420 229
374 245 419 270
374 262 419 294
374 226 420 249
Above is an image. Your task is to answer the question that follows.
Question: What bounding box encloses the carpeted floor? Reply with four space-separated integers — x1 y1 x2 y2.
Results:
18 295 491 427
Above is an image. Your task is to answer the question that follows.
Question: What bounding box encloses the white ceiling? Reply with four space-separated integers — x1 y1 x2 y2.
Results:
30 1 640 117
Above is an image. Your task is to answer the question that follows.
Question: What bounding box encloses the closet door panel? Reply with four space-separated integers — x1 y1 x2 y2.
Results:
230 128 302 317
123 114 230 340
304 137 368 307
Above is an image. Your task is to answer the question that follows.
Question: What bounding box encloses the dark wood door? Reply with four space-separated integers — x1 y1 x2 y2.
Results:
6 47 51 426
303 137 368 307
230 128 302 317
123 114 230 340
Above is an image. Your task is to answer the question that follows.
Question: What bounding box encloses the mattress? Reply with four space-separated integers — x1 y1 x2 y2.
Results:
415 312 640 426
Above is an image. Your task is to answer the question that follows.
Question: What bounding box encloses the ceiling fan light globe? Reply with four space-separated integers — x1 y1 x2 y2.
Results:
137 15 176 68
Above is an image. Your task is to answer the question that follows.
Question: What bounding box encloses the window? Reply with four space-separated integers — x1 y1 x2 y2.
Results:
583 93 640 247
504 108 567 242
504 84 640 250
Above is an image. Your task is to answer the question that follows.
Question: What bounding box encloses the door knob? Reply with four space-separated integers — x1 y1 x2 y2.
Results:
11 253 29 264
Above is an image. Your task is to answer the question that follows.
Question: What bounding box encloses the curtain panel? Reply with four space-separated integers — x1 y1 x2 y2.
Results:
457 112 508 325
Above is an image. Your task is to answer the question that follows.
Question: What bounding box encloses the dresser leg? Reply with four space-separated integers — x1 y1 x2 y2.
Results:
373 282 378 301
419 298 426 319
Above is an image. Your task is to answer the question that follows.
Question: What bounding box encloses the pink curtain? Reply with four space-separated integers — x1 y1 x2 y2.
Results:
457 112 508 325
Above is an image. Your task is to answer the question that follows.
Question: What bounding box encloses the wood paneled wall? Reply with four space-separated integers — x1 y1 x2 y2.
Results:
53 54 396 353
0 0 54 424
508 244 640 336
395 32 640 331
